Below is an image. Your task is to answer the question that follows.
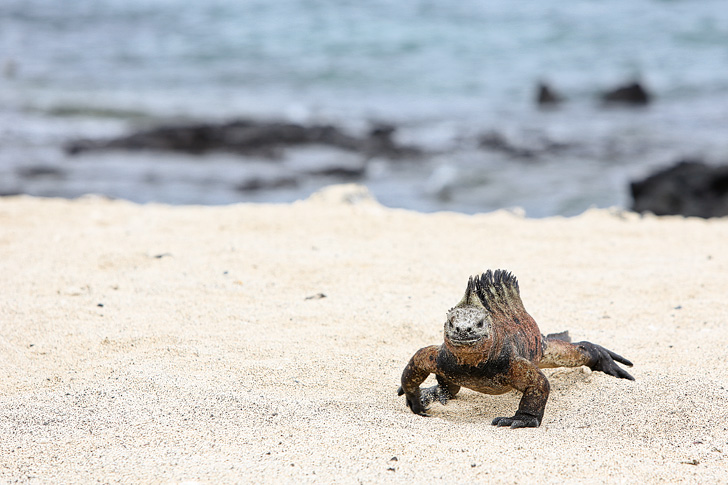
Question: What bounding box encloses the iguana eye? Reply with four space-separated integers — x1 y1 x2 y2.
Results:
476 319 484 328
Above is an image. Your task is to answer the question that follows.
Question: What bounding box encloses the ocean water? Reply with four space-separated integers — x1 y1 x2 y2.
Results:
1 0 727 216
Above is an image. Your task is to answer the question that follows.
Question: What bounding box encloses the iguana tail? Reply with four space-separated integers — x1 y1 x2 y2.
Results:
540 331 634 380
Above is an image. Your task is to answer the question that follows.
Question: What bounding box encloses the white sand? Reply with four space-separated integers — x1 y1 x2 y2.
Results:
1 185 727 483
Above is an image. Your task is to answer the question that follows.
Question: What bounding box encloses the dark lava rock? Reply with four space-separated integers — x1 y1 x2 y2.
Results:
601 81 651 105
630 160 728 218
478 131 536 159
478 130 571 160
536 82 563 106
235 176 298 192
307 166 366 178
17 165 65 179
65 119 421 160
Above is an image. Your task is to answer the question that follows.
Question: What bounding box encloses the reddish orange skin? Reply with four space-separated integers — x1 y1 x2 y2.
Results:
399 270 634 427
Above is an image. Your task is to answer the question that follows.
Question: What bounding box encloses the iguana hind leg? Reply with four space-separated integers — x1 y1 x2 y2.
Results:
540 333 634 381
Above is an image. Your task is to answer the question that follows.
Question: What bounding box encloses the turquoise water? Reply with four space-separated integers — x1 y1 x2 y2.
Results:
2 0 728 215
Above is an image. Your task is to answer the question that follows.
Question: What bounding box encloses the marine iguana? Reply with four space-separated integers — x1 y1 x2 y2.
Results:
398 270 634 428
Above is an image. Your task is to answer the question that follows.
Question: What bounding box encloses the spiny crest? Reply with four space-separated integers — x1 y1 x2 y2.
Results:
452 275 485 310
478 269 520 295
474 269 524 314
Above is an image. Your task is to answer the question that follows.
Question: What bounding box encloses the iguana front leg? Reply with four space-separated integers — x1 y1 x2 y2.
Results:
398 345 439 416
491 358 550 428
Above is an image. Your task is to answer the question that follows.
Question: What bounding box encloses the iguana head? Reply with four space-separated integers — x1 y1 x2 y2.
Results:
444 276 492 346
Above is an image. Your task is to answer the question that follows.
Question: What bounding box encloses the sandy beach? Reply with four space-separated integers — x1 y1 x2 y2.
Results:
1 184 727 483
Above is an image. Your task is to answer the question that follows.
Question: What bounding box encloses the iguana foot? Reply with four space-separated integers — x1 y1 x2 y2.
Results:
578 342 635 380
397 386 430 416
420 383 455 407
398 383 455 415
405 393 430 416
491 413 541 428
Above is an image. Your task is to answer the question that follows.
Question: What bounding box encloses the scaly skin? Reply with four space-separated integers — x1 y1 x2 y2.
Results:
399 270 634 428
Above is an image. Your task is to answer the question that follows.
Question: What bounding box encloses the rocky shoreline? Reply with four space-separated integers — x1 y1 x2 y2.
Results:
65 119 422 160
4 77 727 217
60 115 728 218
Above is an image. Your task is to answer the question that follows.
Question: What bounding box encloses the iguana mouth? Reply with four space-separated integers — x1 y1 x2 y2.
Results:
449 336 481 346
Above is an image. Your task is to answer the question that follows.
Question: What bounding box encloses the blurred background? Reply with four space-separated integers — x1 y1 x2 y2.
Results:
1 0 727 216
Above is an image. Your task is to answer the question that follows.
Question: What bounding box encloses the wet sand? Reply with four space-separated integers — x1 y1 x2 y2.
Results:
1 185 727 483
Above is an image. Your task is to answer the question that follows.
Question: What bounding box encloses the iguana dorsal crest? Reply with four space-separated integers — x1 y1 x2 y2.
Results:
452 276 484 310
473 269 525 315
